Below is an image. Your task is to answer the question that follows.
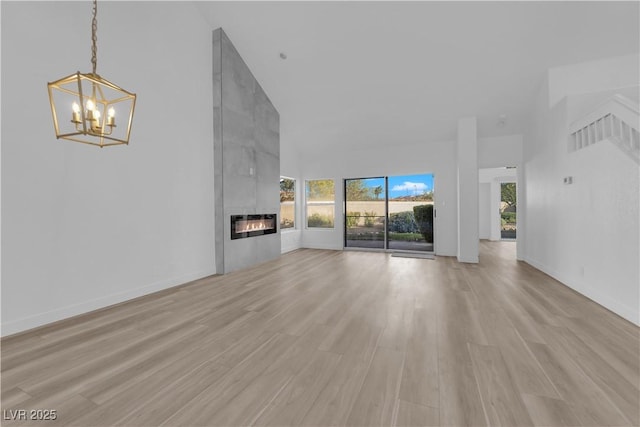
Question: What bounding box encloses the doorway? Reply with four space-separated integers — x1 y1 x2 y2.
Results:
344 174 435 253
478 167 519 254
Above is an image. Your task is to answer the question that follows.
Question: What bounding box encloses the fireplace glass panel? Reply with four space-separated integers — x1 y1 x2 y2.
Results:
231 214 277 240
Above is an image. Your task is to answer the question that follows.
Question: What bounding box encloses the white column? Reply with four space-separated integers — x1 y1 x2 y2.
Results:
457 117 479 263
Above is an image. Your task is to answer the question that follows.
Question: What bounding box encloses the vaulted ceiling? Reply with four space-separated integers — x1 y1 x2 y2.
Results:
195 1 639 153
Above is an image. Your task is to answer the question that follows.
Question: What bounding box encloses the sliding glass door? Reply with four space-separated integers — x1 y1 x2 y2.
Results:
344 177 386 249
387 174 434 252
344 174 434 252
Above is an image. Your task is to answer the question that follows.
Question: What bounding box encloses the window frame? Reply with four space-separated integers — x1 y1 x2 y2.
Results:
305 178 336 229
279 176 296 231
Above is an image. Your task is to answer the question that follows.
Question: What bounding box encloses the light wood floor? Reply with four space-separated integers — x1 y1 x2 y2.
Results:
2 242 639 426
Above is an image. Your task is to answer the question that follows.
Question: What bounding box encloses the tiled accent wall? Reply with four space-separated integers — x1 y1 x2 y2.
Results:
213 29 281 273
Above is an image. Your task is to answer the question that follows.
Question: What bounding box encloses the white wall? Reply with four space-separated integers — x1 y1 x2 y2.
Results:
548 54 640 108
524 55 640 325
478 135 523 169
1 2 215 335
296 140 458 256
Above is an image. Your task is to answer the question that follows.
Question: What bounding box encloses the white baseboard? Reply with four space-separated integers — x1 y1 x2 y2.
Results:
1 268 217 337
524 256 639 326
281 245 301 254
435 250 456 257
301 243 344 251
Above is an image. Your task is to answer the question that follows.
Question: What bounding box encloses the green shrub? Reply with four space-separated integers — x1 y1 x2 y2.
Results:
363 211 376 227
346 231 384 241
413 204 434 243
501 212 516 223
346 212 361 228
308 213 334 228
388 211 419 233
281 218 294 229
388 232 423 241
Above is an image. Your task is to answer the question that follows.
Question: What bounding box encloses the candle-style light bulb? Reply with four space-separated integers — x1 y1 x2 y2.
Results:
71 102 81 123
85 99 96 121
88 108 101 132
106 107 116 127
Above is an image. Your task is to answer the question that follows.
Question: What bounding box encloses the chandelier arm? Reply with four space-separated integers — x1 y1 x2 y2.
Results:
91 0 98 75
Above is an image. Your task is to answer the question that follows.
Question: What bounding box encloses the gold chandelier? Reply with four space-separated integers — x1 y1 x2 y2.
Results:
47 0 136 147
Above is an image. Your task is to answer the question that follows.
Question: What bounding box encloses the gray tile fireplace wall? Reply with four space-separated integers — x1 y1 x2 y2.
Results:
213 28 281 274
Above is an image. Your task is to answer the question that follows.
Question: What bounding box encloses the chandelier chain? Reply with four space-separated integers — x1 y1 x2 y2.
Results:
91 0 98 74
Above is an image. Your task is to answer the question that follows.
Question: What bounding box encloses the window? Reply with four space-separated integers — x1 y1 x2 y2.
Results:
306 179 335 228
280 177 295 229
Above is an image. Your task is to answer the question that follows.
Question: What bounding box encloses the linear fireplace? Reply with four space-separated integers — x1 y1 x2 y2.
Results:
231 214 277 240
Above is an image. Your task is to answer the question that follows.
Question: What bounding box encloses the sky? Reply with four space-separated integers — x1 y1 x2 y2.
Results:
388 174 434 198
352 174 434 199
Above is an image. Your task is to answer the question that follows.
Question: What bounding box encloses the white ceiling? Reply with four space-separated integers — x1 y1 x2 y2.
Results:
194 1 639 153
